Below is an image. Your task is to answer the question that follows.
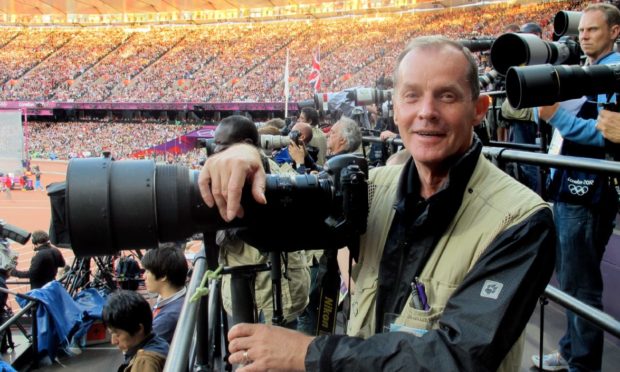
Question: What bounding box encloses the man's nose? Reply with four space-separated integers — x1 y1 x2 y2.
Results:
418 96 438 120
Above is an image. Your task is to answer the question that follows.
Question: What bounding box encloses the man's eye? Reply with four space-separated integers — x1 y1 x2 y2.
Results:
440 93 456 102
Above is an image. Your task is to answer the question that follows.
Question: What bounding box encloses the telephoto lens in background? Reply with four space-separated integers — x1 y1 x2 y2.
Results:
553 10 582 39
505 63 620 109
349 88 393 107
479 69 500 90
459 37 495 53
0 221 31 245
490 33 582 76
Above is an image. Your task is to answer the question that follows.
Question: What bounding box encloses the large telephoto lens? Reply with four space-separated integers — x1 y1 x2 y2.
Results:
506 63 620 109
459 37 494 53
65 155 368 257
66 158 336 256
351 88 393 106
554 11 582 39
490 33 581 76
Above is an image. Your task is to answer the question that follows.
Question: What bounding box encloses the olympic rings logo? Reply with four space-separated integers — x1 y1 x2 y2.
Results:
568 184 589 196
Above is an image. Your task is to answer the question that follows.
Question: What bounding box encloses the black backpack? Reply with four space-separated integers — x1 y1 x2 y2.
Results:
116 256 141 290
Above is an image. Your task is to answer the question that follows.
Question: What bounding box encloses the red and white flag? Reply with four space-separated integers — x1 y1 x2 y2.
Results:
308 48 321 92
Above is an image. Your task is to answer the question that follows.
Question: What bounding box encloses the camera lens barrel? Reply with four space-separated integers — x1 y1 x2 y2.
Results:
554 11 582 38
67 158 158 256
506 63 620 109
459 38 494 53
65 155 368 256
490 33 582 76
491 33 552 76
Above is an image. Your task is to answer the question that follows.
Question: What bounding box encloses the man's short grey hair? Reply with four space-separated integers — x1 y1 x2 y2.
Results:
336 117 362 153
584 3 620 28
392 35 480 100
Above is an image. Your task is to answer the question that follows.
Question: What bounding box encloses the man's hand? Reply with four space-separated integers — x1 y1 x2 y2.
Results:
288 142 306 165
380 130 398 141
596 109 620 143
228 323 313 372
198 143 266 222
538 103 560 121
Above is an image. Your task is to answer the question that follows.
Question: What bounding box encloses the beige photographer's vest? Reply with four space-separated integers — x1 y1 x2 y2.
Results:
347 155 549 372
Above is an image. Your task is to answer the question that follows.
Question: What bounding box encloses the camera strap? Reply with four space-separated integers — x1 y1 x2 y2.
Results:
316 249 340 335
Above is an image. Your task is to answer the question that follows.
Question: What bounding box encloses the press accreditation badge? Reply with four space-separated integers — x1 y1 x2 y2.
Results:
386 323 428 337
548 129 563 156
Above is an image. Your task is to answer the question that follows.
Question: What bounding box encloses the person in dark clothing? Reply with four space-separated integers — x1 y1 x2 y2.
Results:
141 246 188 343
103 290 168 372
12 230 65 289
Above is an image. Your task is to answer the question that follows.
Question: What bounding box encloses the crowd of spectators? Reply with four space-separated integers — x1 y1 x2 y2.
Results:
27 121 202 163
0 29 128 101
0 1 579 104
0 29 73 88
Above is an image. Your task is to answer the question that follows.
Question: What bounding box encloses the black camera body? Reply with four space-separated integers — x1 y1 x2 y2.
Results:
288 129 302 146
56 154 368 256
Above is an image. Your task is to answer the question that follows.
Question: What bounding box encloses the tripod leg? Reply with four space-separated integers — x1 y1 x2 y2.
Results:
230 272 257 325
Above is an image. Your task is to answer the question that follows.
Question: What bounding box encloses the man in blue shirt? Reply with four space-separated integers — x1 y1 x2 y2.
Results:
534 4 620 371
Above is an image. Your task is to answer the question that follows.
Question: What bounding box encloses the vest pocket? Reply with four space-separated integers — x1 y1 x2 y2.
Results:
348 275 378 338
394 305 443 335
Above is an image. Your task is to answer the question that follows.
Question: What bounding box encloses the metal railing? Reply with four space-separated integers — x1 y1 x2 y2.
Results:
0 286 39 369
164 247 207 372
542 285 620 339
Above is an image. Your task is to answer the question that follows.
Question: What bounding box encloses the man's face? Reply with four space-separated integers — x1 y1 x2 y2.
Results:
109 326 144 353
579 10 620 62
393 46 488 172
327 122 344 155
144 269 162 294
297 113 309 124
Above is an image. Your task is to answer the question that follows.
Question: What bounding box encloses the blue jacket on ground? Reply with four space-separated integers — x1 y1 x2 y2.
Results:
16 281 85 359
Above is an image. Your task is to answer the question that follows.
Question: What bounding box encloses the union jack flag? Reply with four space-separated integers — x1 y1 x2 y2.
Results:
308 49 321 92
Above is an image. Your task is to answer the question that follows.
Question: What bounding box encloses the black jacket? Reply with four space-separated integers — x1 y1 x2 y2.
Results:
305 139 556 371
14 244 65 289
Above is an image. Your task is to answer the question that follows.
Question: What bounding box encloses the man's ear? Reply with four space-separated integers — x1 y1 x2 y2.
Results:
473 95 491 126
611 24 620 40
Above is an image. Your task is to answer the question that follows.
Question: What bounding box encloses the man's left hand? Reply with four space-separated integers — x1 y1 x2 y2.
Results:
228 323 313 372
596 109 620 143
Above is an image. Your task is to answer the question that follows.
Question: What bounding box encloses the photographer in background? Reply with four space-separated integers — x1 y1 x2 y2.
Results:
199 36 555 371
287 116 363 335
12 230 65 289
141 246 188 343
214 115 310 328
289 116 362 174
103 290 168 372
274 122 317 173
533 4 620 371
299 107 327 166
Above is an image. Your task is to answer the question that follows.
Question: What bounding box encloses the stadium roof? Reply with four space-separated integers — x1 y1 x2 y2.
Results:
0 1 328 16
